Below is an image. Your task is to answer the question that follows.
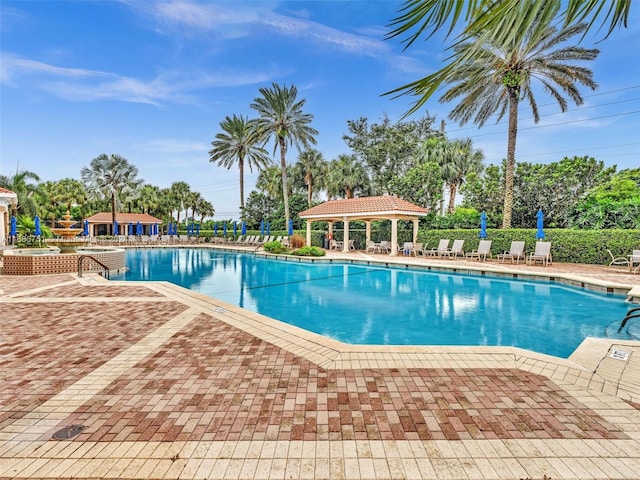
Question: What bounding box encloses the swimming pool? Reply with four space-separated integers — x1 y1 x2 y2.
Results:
113 248 635 358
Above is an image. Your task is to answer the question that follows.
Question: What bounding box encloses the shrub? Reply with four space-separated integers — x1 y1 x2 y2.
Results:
263 241 288 254
291 246 326 257
290 233 305 249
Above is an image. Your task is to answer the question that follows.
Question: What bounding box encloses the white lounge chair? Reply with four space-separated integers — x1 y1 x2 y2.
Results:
630 250 640 273
528 241 552 266
466 240 492 261
607 249 629 268
427 239 450 257
497 241 525 264
444 239 465 258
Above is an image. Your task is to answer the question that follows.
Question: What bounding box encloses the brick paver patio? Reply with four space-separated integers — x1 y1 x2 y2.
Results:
1 249 639 479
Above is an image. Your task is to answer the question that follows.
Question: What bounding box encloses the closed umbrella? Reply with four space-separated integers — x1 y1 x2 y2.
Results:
136 221 143 235
113 220 119 236
34 216 42 236
241 222 247 235
128 222 133 235
479 211 487 239
10 215 17 237
536 208 545 240
223 222 227 237
259 220 264 236
233 221 237 237
167 222 172 235
153 223 158 235
288 219 293 236
214 223 218 236
83 220 89 236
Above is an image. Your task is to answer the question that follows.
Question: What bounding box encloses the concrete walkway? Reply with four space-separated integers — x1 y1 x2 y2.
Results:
1 249 640 479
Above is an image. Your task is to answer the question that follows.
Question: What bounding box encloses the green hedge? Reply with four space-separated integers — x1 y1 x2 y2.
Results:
417 228 640 265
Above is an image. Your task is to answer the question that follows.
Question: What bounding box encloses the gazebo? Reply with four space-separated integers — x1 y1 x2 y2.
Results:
84 212 163 238
299 195 429 256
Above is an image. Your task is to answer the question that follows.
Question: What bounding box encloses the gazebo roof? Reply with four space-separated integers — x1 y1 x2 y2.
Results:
299 195 428 221
85 213 162 224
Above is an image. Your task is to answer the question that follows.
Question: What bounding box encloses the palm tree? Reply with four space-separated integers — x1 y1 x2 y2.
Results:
185 191 202 225
0 169 41 216
250 83 318 226
441 18 598 226
81 154 143 229
326 154 370 199
169 181 191 226
209 115 271 211
386 1 628 108
196 199 215 224
136 184 161 215
296 149 327 206
431 138 484 214
256 165 286 200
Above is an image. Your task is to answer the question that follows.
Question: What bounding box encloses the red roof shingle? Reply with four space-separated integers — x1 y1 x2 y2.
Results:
85 213 163 223
299 195 428 219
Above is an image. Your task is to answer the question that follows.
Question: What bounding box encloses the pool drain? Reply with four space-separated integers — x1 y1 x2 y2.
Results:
52 424 86 440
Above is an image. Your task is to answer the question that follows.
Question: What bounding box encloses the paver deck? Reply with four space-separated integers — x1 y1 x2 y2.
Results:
2 247 640 479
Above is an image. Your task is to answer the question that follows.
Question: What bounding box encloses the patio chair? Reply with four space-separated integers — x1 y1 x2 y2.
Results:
466 240 492 261
630 250 640 273
607 249 629 268
427 239 450 257
497 241 526 264
400 242 414 256
378 241 391 253
365 240 378 253
527 241 552 266
444 239 465 258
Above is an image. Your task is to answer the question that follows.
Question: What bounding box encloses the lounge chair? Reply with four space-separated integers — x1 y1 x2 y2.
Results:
607 249 629 268
466 240 492 261
400 242 414 256
444 239 465 258
630 250 640 273
497 241 525 264
527 241 552 266
378 241 391 253
427 239 450 257
329 239 340 250
365 240 378 253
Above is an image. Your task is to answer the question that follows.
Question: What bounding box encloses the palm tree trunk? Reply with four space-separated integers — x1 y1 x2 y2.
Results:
502 90 519 229
447 183 458 214
279 138 290 226
239 158 245 211
111 194 117 232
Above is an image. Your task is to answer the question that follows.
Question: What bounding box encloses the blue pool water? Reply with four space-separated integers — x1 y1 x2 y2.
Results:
113 248 636 358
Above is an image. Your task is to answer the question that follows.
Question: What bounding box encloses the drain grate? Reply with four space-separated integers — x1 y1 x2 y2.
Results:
52 424 86 440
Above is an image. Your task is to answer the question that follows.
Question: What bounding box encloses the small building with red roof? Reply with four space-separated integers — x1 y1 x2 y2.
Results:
84 212 163 237
299 195 429 255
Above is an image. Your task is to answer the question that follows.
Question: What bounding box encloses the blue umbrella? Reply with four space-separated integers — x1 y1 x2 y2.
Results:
288 219 293 236
260 220 264 235
136 221 143 235
233 221 237 237
167 222 172 235
479 211 487 239
10 215 17 237
34 216 42 236
266 221 270 235
195 224 200 236
113 220 119 236
128 222 133 235
241 222 247 235
223 222 227 237
153 223 158 235
83 220 89 236
214 223 218 236
536 208 545 240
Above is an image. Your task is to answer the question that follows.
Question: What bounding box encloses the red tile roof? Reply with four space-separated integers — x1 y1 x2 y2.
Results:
85 212 163 223
0 187 18 196
299 195 429 219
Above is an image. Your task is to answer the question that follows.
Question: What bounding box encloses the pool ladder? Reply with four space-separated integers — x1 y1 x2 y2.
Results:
77 255 111 279
617 306 640 333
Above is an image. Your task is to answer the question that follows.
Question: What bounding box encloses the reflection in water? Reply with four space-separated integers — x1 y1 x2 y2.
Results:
114 249 632 358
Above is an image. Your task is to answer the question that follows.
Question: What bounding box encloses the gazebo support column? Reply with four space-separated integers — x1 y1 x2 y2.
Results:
365 221 371 243
342 217 350 253
412 219 420 244
306 220 312 247
390 218 398 256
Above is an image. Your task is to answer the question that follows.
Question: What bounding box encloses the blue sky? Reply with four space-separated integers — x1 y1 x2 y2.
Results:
1 1 639 220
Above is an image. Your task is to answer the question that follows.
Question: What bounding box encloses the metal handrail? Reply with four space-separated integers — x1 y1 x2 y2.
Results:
77 255 110 279
617 306 640 333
